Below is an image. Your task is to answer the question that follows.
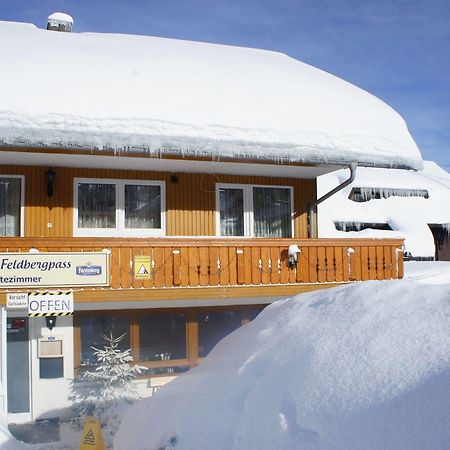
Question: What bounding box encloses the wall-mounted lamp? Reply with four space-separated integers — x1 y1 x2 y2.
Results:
288 244 301 268
45 316 57 331
45 167 56 197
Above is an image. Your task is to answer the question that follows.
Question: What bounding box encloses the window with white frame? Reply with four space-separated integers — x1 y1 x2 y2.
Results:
216 184 293 238
74 178 165 236
0 175 24 237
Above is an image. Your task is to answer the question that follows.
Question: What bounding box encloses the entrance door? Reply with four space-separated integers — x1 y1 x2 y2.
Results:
7 317 31 421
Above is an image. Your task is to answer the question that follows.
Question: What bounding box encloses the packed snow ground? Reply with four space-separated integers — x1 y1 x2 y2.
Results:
115 262 450 450
318 161 450 257
0 21 422 170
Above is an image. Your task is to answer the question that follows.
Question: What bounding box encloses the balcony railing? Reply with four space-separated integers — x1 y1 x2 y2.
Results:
0 237 404 291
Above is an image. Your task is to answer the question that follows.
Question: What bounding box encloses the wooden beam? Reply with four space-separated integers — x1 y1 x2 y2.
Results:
0 283 339 305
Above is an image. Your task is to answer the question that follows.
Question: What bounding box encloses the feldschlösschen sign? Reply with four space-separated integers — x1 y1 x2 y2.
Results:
0 252 109 288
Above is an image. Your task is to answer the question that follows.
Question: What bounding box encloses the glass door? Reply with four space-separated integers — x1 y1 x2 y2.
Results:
7 317 31 419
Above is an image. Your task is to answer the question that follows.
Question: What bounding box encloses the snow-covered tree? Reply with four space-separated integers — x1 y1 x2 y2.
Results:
72 332 142 447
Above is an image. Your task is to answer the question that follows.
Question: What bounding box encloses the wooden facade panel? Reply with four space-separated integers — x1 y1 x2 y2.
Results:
325 246 335 282
1 165 314 239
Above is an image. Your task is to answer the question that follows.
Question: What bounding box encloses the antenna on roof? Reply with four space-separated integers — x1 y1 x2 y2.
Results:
47 12 73 32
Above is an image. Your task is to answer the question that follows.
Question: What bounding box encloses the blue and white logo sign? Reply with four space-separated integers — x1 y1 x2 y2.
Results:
76 264 102 276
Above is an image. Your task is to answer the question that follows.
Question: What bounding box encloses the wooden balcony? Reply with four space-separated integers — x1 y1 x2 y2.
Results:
0 237 404 303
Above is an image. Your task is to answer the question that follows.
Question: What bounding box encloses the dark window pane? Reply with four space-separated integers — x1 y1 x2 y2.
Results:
139 313 187 362
253 187 291 237
78 183 116 229
219 188 244 236
198 310 242 357
0 177 21 237
79 316 130 367
125 184 161 229
40 358 64 379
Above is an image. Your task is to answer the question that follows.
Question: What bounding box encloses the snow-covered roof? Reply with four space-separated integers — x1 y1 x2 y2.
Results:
318 161 450 257
0 20 423 170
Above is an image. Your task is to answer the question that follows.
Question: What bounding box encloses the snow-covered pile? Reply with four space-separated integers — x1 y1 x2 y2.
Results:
115 264 450 450
0 20 422 170
318 161 450 257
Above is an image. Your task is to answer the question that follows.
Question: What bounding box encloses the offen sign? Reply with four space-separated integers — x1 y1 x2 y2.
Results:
28 291 74 317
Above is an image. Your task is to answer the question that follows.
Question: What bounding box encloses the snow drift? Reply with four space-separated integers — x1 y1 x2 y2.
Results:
115 271 450 450
0 20 422 170
318 161 450 257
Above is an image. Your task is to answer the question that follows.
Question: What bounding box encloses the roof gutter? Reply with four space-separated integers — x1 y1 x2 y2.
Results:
308 163 357 238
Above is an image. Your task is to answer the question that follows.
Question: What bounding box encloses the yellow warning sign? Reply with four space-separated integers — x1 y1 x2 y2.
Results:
134 255 152 280
79 416 106 450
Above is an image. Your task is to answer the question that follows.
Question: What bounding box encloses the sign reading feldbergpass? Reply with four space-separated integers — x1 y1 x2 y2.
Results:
0 252 109 288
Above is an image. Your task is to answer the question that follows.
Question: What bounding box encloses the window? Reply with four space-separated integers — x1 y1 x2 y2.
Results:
75 305 266 378
334 221 393 232
0 176 24 237
216 184 293 238
74 178 165 236
79 315 130 368
139 313 187 362
348 187 429 202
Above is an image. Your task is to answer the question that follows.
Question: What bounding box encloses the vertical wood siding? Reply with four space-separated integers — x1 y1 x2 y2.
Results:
0 165 315 238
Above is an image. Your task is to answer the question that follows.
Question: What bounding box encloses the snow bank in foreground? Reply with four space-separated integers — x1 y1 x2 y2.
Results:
0 385 30 450
0 20 422 170
115 276 450 450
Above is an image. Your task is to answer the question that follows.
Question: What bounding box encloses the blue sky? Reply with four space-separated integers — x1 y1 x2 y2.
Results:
1 0 449 170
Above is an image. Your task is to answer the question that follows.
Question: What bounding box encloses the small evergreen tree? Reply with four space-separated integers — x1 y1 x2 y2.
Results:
72 332 142 447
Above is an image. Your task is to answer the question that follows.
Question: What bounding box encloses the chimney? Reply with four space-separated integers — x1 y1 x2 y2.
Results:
47 12 73 32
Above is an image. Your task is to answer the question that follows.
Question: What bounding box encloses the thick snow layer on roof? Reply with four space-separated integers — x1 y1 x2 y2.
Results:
0 21 422 169
317 161 450 257
115 266 450 450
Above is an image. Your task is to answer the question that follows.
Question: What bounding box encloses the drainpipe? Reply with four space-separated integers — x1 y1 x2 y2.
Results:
308 163 357 238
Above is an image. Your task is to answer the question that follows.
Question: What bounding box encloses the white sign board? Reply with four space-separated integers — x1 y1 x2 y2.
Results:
6 293 29 310
0 252 109 288
28 292 74 317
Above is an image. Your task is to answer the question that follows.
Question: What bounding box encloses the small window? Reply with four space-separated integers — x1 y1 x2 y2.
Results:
0 176 24 237
74 178 165 237
334 221 393 232
219 188 245 236
139 313 187 362
198 310 243 357
349 187 429 202
217 184 293 238
78 183 116 229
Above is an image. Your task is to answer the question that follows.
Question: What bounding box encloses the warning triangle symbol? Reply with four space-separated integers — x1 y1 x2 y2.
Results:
137 264 149 275
83 429 95 445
